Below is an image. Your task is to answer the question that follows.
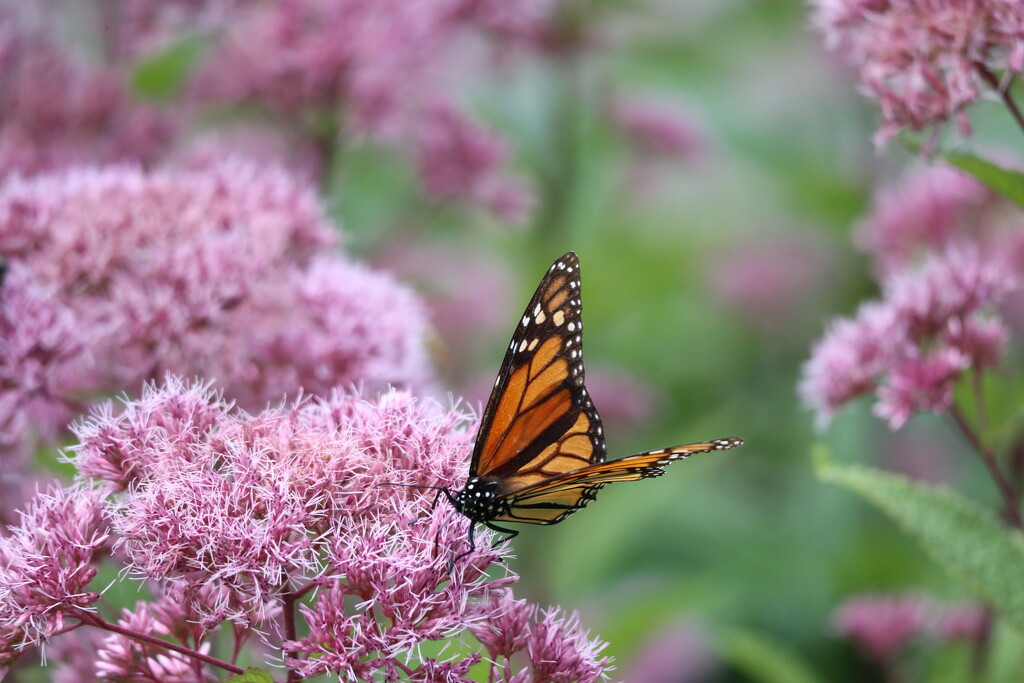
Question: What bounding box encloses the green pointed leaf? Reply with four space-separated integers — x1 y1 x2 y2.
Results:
714 627 823 683
131 33 212 100
225 668 275 683
944 152 1024 208
814 446 1024 635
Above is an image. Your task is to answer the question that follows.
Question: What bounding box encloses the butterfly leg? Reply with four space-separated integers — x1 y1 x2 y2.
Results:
484 522 519 548
433 508 457 558
446 518 478 573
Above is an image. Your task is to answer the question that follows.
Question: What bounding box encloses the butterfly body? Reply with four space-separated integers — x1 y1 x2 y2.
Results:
449 476 510 523
445 252 742 564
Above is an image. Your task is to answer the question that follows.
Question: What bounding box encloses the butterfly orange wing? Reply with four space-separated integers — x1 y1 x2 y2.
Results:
469 252 606 494
492 438 744 524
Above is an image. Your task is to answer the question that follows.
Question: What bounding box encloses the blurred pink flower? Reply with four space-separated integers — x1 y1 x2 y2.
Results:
931 603 987 643
3 378 612 680
375 243 516 384
801 247 1012 428
187 0 546 220
833 593 929 661
0 161 431 461
0 263 86 462
834 593 988 661
415 102 532 223
800 302 901 426
620 620 718 683
173 124 326 182
710 231 835 339
582 365 659 436
0 7 176 176
874 428 959 483
49 628 106 683
857 163 993 275
811 0 1024 144
609 95 706 163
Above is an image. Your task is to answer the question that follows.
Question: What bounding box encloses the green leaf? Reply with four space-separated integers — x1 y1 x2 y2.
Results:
225 668 275 683
813 446 1024 635
131 33 212 100
944 152 1024 208
714 627 823 683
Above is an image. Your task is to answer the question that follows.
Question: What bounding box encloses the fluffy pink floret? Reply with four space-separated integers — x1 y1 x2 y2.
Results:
0 483 108 671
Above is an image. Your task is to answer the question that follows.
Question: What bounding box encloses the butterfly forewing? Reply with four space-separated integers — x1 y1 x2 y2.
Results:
470 252 606 492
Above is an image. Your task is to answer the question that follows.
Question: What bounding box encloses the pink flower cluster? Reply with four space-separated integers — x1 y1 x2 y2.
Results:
801 247 1012 428
812 0 1024 143
187 0 542 219
0 483 108 674
1 379 611 681
0 161 430 469
0 1 551 221
0 7 175 176
833 592 987 661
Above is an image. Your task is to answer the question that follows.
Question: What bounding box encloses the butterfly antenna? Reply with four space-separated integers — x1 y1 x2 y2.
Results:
374 481 446 491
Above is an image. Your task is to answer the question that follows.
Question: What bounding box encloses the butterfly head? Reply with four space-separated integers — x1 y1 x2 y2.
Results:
452 476 508 523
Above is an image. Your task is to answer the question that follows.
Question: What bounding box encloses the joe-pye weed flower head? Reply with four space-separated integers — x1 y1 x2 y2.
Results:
2 378 610 681
812 0 1024 144
0 160 431 486
801 246 1013 428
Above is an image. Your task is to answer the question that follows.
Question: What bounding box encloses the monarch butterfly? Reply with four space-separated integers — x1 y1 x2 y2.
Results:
438 251 742 564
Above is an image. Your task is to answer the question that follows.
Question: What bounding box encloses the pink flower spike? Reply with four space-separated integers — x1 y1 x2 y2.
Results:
802 246 1013 429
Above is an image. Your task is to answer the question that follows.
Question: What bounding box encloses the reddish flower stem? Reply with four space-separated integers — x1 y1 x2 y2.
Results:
70 608 245 675
974 63 1024 137
282 590 301 683
949 405 1024 529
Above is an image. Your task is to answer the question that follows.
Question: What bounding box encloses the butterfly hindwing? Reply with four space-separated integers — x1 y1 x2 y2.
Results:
469 252 606 490
492 438 743 525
